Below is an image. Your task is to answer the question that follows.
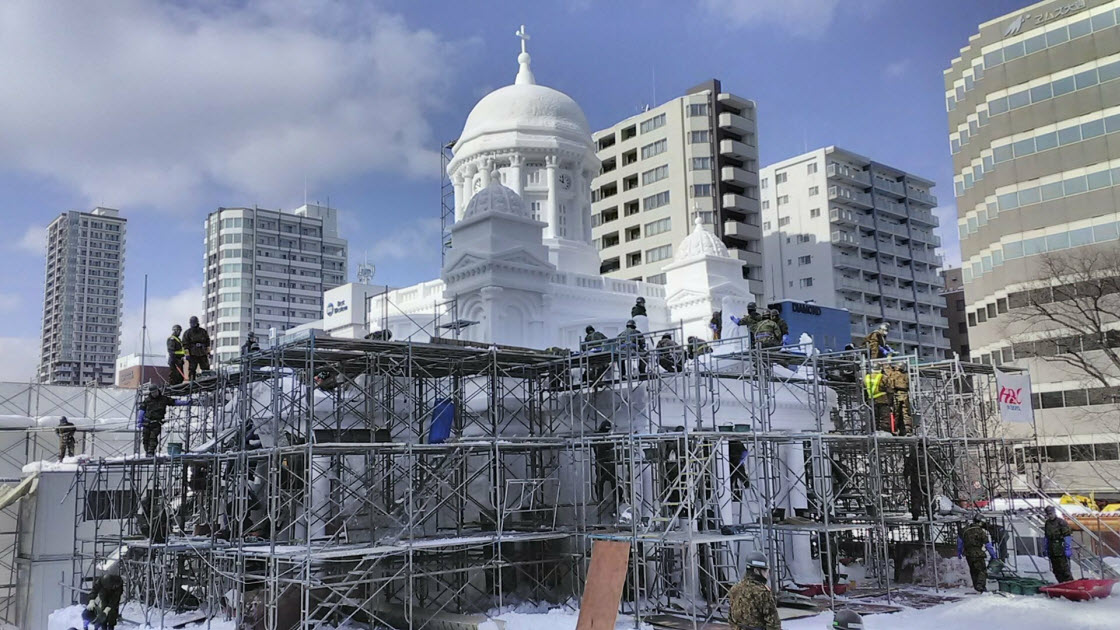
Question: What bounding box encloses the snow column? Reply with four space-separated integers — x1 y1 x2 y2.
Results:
778 441 820 583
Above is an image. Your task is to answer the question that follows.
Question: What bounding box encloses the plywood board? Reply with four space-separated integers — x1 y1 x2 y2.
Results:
576 540 631 630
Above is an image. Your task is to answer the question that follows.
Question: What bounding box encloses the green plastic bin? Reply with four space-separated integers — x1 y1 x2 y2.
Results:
998 577 1049 595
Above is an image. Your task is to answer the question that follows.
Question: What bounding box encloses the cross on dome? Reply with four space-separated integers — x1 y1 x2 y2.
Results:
515 25 529 53
514 24 536 86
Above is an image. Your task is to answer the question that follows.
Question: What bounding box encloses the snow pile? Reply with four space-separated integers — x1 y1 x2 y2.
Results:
22 456 90 474
48 604 234 630
786 590 1120 629
494 605 650 630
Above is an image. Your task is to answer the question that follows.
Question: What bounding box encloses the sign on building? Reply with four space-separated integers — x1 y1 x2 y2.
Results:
995 368 1035 423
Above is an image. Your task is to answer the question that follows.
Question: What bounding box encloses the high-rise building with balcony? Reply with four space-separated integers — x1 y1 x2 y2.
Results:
590 79 763 300
39 207 126 385
760 147 948 361
203 204 348 363
940 267 970 360
946 0 1120 491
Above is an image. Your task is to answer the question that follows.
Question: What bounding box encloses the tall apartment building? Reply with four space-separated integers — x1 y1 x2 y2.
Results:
39 208 126 386
590 79 763 300
940 268 970 360
203 204 348 363
760 147 948 361
946 0 1120 492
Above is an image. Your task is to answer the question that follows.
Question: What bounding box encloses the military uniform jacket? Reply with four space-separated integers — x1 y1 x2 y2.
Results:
1044 517 1072 555
961 524 992 558
883 369 909 392
143 394 176 423
181 325 211 357
728 576 780 630
56 424 76 440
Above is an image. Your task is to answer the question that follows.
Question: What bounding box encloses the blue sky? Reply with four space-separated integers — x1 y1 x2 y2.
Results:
0 0 1030 380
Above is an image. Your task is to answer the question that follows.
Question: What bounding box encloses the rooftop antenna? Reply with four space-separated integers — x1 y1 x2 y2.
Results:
304 175 308 206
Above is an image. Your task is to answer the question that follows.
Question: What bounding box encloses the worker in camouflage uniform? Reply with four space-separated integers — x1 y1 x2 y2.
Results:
751 313 783 349
861 323 890 359
730 303 765 332
957 515 998 592
728 551 780 630
56 416 77 460
883 363 912 435
1043 505 1075 583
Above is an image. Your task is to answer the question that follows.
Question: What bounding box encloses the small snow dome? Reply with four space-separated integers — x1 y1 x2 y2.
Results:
462 178 531 220
676 215 730 260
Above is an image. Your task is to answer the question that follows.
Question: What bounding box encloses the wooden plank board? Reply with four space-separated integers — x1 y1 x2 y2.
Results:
576 540 631 630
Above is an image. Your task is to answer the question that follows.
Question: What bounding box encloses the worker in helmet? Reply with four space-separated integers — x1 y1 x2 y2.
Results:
728 550 780 630
957 514 999 592
631 296 648 333
832 610 863 630
616 320 647 377
861 322 892 360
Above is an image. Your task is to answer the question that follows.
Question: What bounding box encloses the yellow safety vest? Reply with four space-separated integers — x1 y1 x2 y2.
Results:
169 335 186 356
864 372 886 401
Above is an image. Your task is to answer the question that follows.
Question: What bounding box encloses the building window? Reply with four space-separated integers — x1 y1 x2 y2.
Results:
646 244 673 263
626 251 642 267
761 178 768 189
798 255 812 265
775 173 788 184
692 157 712 170
689 130 710 144
688 103 709 117
642 165 669 185
797 234 811 243
778 217 791 227
643 191 671 210
692 184 713 197
763 221 771 230
645 217 672 236
808 186 819 197
807 162 818 174
761 200 770 210
641 139 667 159
639 113 666 133
809 208 821 218
646 273 667 285
777 195 789 205
800 277 814 288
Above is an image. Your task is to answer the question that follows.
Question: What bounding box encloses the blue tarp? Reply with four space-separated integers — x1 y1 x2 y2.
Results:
429 399 455 444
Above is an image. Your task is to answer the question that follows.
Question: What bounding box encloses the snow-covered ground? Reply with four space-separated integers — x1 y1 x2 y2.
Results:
50 591 1120 630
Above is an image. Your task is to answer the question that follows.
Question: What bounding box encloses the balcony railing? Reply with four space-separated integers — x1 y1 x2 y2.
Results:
873 178 905 197
830 208 856 225
828 186 872 209
909 189 938 207
831 230 859 247
827 163 871 186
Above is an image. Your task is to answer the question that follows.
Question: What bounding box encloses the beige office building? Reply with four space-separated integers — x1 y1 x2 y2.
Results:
590 80 763 301
946 0 1120 494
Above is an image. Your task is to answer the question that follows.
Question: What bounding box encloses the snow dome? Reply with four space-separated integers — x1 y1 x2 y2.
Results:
462 178 531 219
676 216 731 260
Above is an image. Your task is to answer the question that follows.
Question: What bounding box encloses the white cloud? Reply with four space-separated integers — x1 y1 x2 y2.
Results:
883 59 911 79
0 293 22 312
0 1 471 210
13 224 46 255
0 337 39 382
119 285 205 357
700 0 882 38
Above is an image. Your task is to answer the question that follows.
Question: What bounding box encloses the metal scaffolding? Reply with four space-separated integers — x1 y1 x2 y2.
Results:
68 329 1113 629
